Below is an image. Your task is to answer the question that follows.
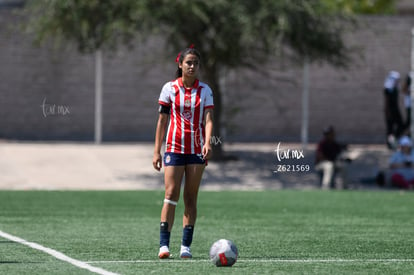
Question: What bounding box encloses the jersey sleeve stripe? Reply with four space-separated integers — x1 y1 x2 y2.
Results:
184 89 191 153
158 101 170 106
192 87 202 153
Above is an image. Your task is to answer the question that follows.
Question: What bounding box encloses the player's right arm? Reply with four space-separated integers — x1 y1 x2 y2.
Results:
153 82 172 171
153 112 169 171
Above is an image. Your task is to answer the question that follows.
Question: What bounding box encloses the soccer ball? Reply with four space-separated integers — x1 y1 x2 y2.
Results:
209 239 238 267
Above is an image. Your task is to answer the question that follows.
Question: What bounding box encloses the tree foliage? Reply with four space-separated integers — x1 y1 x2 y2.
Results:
148 0 355 69
321 0 396 14
25 0 149 53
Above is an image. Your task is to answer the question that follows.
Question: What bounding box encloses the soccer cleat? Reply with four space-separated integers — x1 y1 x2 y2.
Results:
180 245 192 258
158 246 170 259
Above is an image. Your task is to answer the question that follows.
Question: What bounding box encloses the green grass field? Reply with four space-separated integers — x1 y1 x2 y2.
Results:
0 190 413 274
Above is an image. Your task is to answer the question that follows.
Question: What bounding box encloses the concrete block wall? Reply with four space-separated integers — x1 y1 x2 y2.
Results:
1 11 414 144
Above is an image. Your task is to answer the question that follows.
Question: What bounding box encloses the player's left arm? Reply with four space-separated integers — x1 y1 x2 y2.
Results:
203 108 214 160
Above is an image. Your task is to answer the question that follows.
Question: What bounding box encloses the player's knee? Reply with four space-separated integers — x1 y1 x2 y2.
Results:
164 188 180 202
164 191 179 202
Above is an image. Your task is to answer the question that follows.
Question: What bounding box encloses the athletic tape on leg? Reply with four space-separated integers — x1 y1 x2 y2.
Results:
164 199 178 206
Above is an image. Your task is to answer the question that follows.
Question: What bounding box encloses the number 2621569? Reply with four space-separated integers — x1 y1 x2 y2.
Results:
273 165 310 173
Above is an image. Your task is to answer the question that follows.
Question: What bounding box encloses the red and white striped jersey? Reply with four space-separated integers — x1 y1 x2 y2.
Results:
158 77 214 154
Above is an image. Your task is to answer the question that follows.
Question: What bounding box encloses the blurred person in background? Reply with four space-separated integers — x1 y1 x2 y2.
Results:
389 136 414 190
402 73 411 134
315 126 349 189
384 71 404 149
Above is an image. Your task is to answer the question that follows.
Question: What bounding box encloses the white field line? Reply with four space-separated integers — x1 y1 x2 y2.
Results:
0 230 119 275
86 258 414 264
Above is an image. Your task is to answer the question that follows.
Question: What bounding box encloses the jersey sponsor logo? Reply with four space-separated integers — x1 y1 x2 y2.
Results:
183 110 192 120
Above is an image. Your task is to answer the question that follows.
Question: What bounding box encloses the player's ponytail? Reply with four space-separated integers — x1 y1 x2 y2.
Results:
176 67 183 78
175 45 201 78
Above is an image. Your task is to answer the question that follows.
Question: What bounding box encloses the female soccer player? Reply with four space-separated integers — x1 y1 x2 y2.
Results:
153 46 214 259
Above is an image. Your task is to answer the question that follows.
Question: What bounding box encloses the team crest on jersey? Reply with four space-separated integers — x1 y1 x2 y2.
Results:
184 99 191 107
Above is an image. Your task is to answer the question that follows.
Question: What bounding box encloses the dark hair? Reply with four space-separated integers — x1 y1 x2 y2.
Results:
323 126 334 136
175 48 201 78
